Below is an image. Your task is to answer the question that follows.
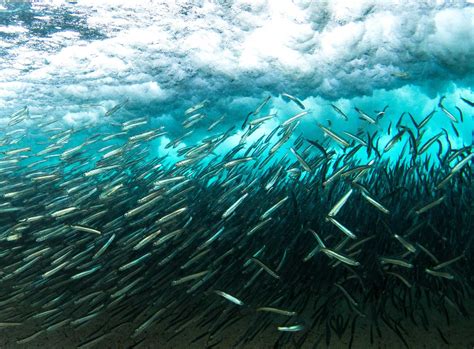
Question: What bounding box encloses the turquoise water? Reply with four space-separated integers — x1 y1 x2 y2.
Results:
0 1 472 348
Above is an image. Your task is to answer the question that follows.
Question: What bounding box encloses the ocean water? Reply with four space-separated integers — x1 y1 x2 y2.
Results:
0 1 472 348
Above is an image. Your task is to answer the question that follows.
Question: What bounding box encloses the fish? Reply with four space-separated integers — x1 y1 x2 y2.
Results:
183 113 206 129
277 324 304 332
432 254 465 271
438 96 458 122
50 207 78 218
281 110 310 127
71 265 101 280
318 124 350 148
415 196 445 215
260 196 289 220
92 234 115 259
322 164 349 187
171 270 209 286
321 248 360 266
254 95 272 115
157 207 188 224
328 189 353 217
70 225 102 235
385 271 412 288
222 193 248 219
214 290 244 306
8 106 29 126
331 104 349 121
380 257 413 268
223 157 254 169
185 100 208 115
308 228 326 249
460 96 474 107
306 138 328 157
417 110 436 129
282 93 305 109
118 253 151 271
105 98 129 117
384 130 405 152
247 218 272 236
450 153 473 174
250 257 280 279
361 191 390 214
418 132 442 154
343 131 367 146
133 308 166 337
42 261 69 278
334 283 358 307
326 217 357 239
123 120 148 131
425 268 454 280
208 115 225 131
391 71 410 79
249 114 276 126
393 234 416 253
290 147 312 172
416 242 439 264
4 147 31 156
0 93 470 349
375 105 389 118
354 107 377 124
256 307 296 316
133 229 161 250
242 96 272 128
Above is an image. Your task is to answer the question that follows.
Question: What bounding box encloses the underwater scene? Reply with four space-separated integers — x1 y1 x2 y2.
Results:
0 1 473 348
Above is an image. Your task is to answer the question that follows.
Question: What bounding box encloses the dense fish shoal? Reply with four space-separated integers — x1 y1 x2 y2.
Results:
0 94 472 348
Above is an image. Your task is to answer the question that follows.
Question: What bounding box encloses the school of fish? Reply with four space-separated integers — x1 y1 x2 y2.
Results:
0 93 472 348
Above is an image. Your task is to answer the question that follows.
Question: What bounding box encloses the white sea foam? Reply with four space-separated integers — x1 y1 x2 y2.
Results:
0 0 472 137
